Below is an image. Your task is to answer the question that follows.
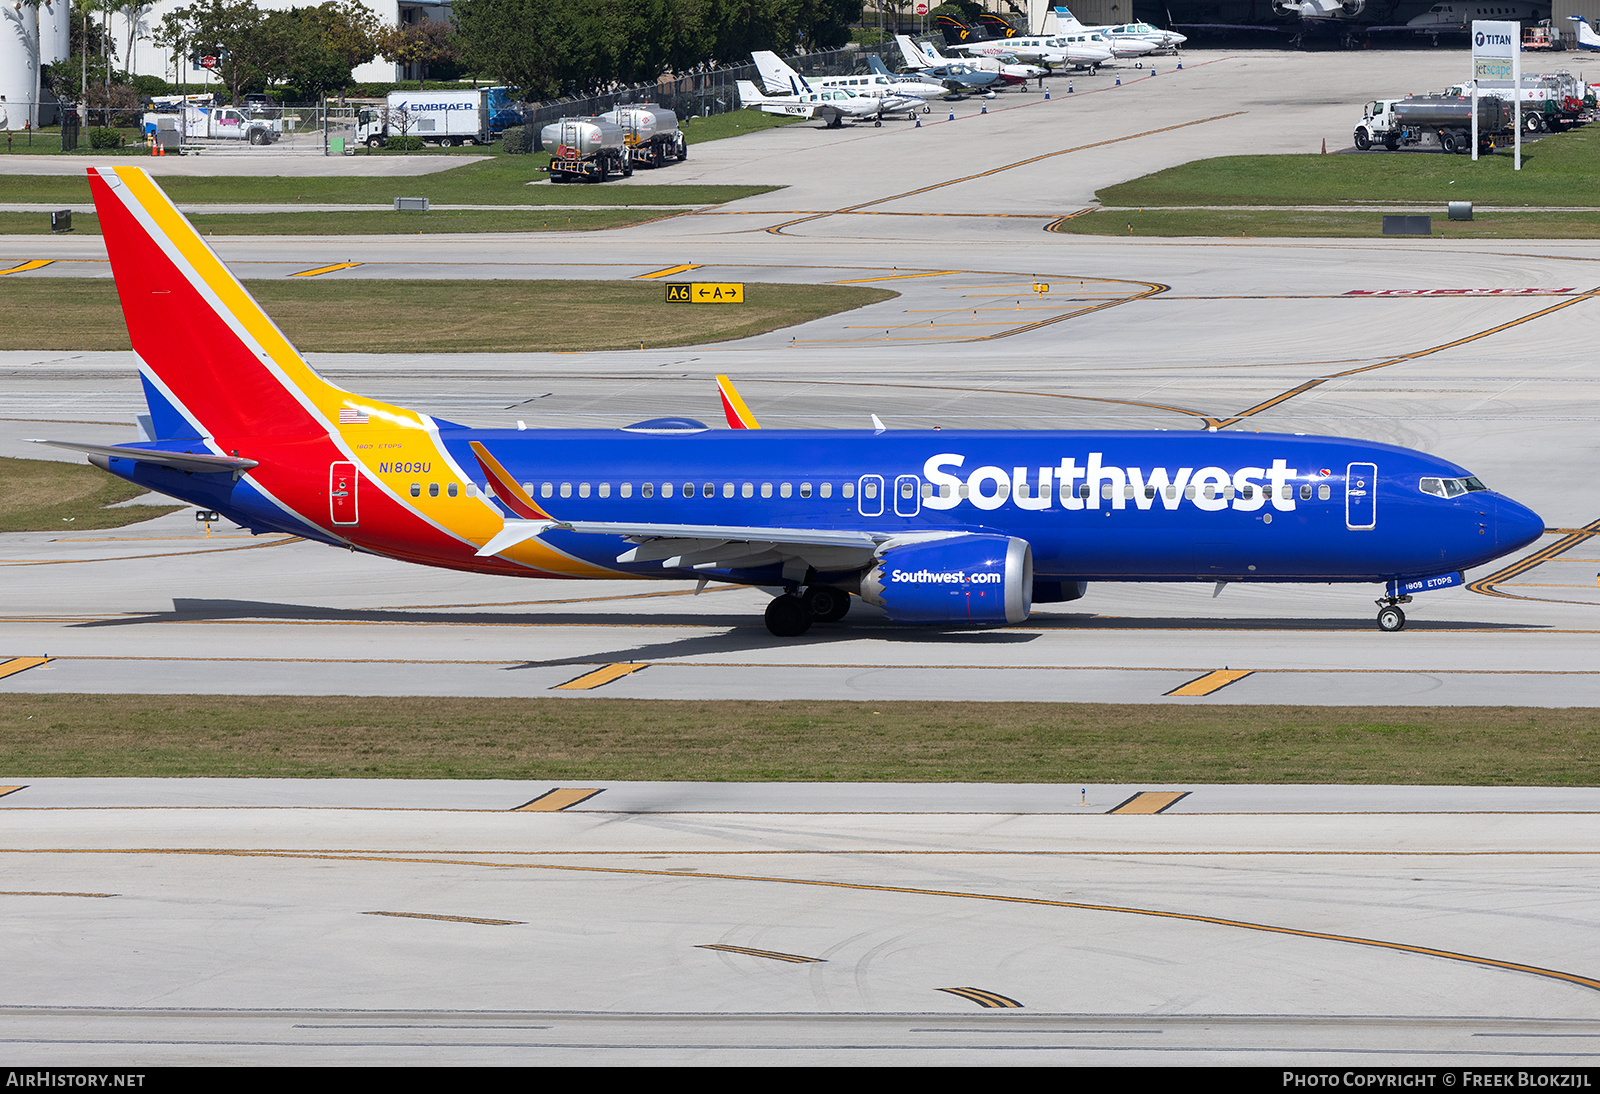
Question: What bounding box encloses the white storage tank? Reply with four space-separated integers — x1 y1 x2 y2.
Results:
41 0 71 64
0 2 39 128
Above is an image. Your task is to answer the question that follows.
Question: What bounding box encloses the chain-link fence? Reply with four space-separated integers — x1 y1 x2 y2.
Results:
1 101 360 154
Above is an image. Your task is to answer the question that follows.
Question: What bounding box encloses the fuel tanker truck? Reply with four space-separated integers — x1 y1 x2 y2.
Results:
540 117 632 182
1354 95 1512 154
598 104 687 169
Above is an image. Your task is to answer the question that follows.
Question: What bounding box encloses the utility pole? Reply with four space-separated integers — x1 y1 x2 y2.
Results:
81 0 88 125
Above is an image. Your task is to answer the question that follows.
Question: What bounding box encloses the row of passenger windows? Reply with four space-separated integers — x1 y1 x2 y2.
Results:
515 480 1337 502
402 478 1355 504
531 481 864 500
410 482 475 498
396 478 1485 504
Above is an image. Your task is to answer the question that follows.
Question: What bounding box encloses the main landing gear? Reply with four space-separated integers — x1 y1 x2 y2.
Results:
1375 593 1412 632
764 585 852 637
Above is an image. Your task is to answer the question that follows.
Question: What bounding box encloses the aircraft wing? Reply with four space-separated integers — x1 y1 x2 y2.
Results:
31 439 260 475
478 517 957 573
775 102 836 121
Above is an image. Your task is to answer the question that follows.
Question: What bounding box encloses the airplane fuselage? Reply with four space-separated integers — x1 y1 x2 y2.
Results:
104 426 1542 588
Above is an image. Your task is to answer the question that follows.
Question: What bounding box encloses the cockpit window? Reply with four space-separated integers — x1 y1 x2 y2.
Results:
1420 476 1487 498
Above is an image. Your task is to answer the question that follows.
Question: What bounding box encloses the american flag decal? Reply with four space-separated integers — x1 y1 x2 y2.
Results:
339 408 369 424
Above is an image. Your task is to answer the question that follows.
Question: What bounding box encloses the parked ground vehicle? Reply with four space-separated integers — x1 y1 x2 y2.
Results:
1354 96 1510 154
240 93 280 117
1444 74 1595 133
141 104 282 146
540 117 631 182
357 90 493 148
598 104 686 169
1523 24 1564 50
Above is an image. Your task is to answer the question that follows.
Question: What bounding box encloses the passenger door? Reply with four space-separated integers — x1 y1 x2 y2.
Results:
1346 462 1376 530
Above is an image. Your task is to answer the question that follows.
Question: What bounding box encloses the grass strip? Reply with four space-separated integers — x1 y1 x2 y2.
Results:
0 697 1596 783
0 208 677 236
1051 208 1600 238
0 153 778 207
1098 124 1600 209
0 278 897 352
0 457 178 532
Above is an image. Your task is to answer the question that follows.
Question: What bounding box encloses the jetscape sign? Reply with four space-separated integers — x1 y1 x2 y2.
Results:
1473 19 1517 83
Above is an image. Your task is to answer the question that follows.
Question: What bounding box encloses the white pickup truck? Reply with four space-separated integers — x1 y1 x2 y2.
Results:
143 104 282 146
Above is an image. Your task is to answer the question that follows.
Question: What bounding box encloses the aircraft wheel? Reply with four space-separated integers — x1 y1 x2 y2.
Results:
1377 605 1406 632
1136 62 1144 69
922 104 931 114
803 585 851 623
875 119 882 127
765 595 812 637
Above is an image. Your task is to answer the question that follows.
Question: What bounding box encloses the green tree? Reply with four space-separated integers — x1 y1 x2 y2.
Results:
168 0 296 102
376 19 456 89
287 1 378 99
449 0 554 96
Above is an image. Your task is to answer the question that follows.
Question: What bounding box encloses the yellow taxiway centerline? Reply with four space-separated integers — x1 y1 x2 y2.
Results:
513 788 605 812
937 987 1024 1008
1167 669 1254 697
636 263 702 280
697 944 824 964
1110 792 1191 815
552 662 649 690
0 260 55 276
289 261 363 278
0 656 51 680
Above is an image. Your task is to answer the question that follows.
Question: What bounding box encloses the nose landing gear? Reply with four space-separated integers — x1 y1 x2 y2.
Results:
1375 593 1412 632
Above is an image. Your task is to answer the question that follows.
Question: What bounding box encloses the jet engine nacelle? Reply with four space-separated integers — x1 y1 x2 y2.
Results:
1341 0 1366 15
860 534 1033 625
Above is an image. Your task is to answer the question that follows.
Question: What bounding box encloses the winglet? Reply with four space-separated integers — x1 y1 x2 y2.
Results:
716 375 761 430
469 440 554 520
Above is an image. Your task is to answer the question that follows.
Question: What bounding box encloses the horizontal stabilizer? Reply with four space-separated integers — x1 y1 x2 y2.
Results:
475 519 555 557
31 439 259 475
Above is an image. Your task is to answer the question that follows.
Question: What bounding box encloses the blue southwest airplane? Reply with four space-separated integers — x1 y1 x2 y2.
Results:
38 167 1544 636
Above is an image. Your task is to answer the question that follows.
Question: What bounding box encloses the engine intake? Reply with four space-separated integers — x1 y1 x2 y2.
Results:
860 534 1033 625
